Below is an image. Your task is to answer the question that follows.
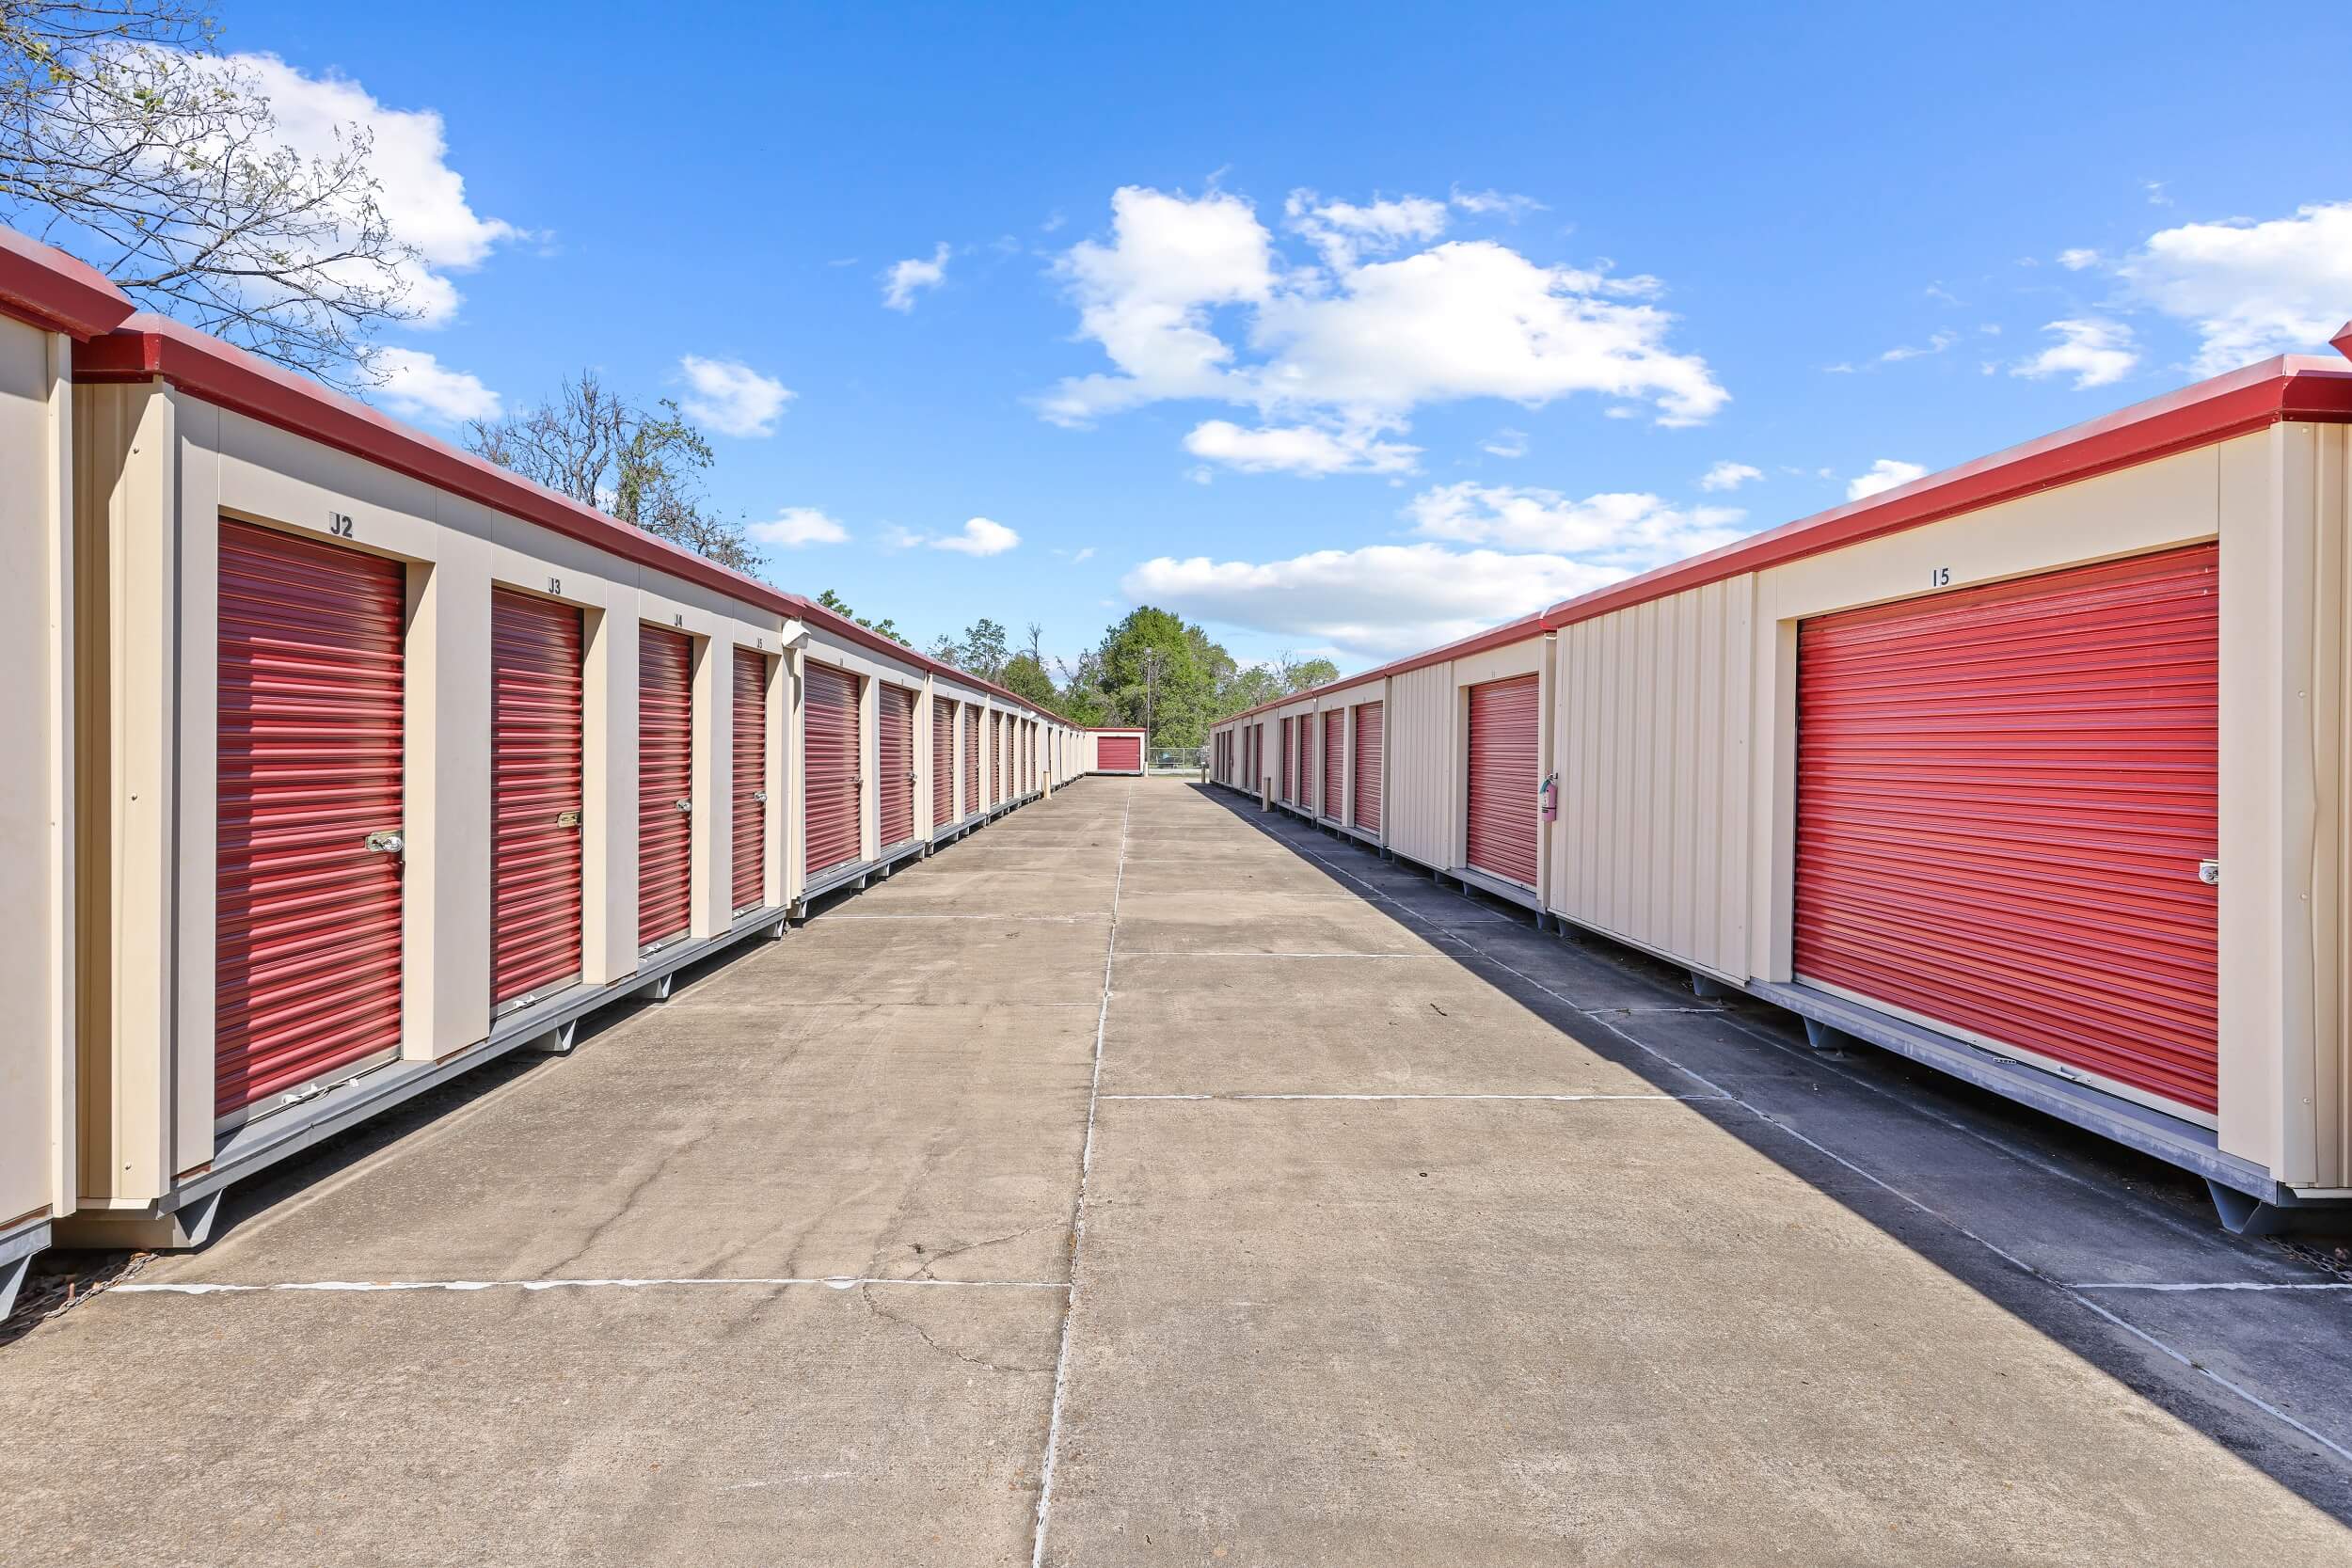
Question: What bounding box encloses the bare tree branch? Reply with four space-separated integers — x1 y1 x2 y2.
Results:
465 370 761 574
1 1 421 383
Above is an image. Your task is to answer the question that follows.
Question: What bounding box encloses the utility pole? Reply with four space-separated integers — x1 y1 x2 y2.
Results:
1142 647 1162 744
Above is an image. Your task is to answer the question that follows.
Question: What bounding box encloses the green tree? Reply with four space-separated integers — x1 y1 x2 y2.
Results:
1053 652 1112 726
957 618 1009 681
998 651 1057 707
812 588 901 642
1281 655 1340 693
1097 606 1217 747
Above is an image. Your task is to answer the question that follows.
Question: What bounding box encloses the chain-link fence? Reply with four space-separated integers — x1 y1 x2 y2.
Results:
1148 745 1206 775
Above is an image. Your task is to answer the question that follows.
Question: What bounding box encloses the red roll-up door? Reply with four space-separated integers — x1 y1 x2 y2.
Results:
1793 545 2221 1114
934 698 956 827
1299 716 1320 815
732 648 768 911
216 520 406 1117
804 660 860 878
490 589 583 1012
879 683 916 847
1323 711 1343 819
1466 673 1539 888
964 706 981 818
992 714 1005 803
1098 733 1141 773
1281 721 1294 801
1353 702 1383 834
638 626 694 952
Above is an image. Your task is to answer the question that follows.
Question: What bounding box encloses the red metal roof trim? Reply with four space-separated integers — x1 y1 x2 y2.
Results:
1216 610 1549 727
1537 354 2352 633
72 311 1073 728
1214 355 2352 731
0 226 135 340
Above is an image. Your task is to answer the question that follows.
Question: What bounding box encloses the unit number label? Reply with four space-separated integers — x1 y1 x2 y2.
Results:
1929 566 1950 587
327 512 355 538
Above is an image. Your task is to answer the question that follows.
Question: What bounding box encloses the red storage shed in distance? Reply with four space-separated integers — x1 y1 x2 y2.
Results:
1090 727 1147 774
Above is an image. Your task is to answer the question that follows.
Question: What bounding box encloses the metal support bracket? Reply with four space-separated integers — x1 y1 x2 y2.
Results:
1688 970 1733 1001
0 1251 28 1320
523 1019 579 1055
632 972 675 1004
1802 1017 1853 1052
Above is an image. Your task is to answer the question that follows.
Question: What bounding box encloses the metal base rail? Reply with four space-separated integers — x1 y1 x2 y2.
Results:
1 1217 50 1318
1208 772 2348 1235
58 907 791 1249
1741 979 2345 1235
40 775 1088 1254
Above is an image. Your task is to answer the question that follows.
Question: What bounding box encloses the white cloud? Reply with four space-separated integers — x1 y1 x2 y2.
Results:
2011 318 2139 389
1039 184 1724 444
747 506 848 548
1699 461 1761 492
1183 418 1420 476
2117 201 2352 374
1285 189 1450 268
1071 546 1095 562
930 517 1020 556
677 356 793 437
1847 459 1928 501
1450 186 1545 219
882 242 951 311
2058 248 2100 271
373 348 499 423
1406 482 1746 564
229 54 519 327
1482 428 1529 459
1880 330 1958 362
1123 544 1616 658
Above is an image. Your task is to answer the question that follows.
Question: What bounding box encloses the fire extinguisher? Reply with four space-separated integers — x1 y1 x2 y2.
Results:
1539 771 1560 822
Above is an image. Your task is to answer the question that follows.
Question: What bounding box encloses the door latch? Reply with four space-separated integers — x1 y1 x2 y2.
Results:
675 798 692 815
2197 858 2220 886
751 790 767 803
556 809 581 830
363 830 405 857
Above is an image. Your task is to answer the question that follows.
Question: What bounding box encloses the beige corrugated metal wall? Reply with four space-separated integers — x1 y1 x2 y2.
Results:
2314 421 2351 1189
1383 661 1456 868
1549 576 1755 981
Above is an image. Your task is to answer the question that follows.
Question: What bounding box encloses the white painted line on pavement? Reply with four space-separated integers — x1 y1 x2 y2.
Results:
1031 778 1134 1568
115 1275 1070 1295
1098 1091 1725 1103
2064 1280 2352 1292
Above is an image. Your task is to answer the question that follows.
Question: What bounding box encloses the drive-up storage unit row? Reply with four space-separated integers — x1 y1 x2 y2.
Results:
0 225 1096 1307
1212 334 2352 1235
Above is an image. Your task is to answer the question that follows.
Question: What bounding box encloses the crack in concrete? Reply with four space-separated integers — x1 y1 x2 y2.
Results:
854 1282 1055 1376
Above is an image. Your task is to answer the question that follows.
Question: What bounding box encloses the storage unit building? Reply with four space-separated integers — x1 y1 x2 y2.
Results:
1211 345 2352 1231
0 221 1079 1253
0 232 133 1309
1090 727 1146 774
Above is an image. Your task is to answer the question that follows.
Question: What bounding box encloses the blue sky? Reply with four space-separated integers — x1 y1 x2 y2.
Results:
213 0 2352 674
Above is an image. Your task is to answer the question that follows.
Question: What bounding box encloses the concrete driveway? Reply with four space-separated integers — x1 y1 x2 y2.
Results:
4 778 2349 1565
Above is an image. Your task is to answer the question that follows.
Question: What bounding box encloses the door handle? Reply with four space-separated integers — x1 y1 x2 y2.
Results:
364 830 405 856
